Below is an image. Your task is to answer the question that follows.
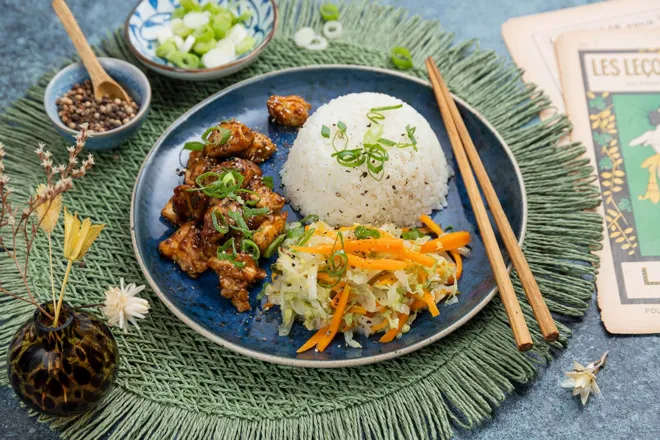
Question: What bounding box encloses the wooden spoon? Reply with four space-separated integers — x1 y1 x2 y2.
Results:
52 0 131 102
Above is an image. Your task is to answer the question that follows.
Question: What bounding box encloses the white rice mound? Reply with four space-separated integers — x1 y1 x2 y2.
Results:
281 92 452 226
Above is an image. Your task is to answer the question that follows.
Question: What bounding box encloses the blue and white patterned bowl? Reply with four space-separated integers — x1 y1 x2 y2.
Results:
124 0 277 81
44 58 151 151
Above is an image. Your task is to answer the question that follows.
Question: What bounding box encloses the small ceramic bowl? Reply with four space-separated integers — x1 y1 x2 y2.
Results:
124 0 277 81
44 58 151 151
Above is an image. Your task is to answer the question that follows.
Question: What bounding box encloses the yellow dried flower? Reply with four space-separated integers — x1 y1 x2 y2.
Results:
34 184 62 234
63 207 104 261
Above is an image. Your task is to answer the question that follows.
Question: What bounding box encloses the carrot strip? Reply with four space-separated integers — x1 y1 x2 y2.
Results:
370 320 389 332
263 302 274 309
379 313 409 343
401 249 436 267
422 292 440 317
297 326 328 353
346 254 408 271
348 305 367 315
420 231 471 253
409 298 427 311
450 250 463 279
317 284 351 352
419 214 443 237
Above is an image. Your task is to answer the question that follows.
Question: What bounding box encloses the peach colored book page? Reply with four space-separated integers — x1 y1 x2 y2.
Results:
502 0 660 121
556 28 660 334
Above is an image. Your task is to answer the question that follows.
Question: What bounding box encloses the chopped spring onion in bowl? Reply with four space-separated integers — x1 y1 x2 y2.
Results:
152 0 258 69
320 3 340 21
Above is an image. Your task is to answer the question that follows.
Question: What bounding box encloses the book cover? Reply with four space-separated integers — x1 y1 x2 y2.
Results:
556 28 660 333
502 0 660 120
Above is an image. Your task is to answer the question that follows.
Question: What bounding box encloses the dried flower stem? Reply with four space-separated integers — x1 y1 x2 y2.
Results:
53 259 73 326
47 233 56 310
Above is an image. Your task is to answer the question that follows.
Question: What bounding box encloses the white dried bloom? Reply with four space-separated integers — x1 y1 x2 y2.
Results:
67 145 76 154
0 175 8 185
35 143 45 155
560 351 608 405
102 278 150 333
69 156 78 165
0 142 5 156
53 164 66 174
43 151 53 159
42 159 53 169
6 214 15 226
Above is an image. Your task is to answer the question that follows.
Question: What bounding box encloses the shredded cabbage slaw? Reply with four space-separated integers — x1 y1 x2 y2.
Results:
264 216 470 353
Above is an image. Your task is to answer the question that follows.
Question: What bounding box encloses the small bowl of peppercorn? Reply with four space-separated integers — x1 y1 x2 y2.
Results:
44 57 151 151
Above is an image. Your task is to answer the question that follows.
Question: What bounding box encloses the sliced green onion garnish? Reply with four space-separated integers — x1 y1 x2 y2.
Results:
233 10 253 24
262 176 274 189
193 39 217 55
402 228 424 240
227 210 252 237
363 123 383 145
216 238 246 268
201 126 219 142
236 36 256 55
320 3 340 21
331 131 348 152
366 111 385 125
212 15 232 39
321 125 331 138
377 138 396 147
171 8 187 19
235 188 260 206
391 46 413 70
193 24 214 43
193 169 244 198
184 141 205 151
287 226 305 239
211 209 229 234
156 40 177 59
207 127 232 145
300 214 319 224
337 121 347 132
180 0 201 12
354 226 381 240
243 206 269 218
444 225 454 232
295 228 316 246
202 2 222 15
264 234 286 258
370 104 403 112
332 148 366 167
241 239 261 260
256 282 270 300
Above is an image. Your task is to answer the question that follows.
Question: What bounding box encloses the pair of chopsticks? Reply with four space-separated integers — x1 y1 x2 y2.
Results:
425 57 558 351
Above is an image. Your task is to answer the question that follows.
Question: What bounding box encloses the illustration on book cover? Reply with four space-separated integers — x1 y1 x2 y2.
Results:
583 49 660 306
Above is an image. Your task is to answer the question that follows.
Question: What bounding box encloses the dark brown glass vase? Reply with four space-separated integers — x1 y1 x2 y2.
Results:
6 302 119 416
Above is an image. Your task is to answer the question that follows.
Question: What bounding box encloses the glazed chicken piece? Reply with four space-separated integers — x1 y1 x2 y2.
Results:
267 95 312 127
251 212 288 254
159 221 208 278
212 157 263 187
164 184 209 224
240 132 277 164
244 177 286 228
185 150 217 185
208 254 267 312
203 120 255 159
201 198 243 258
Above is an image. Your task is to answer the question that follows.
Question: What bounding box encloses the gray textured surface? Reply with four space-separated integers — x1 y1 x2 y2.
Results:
1 1 658 439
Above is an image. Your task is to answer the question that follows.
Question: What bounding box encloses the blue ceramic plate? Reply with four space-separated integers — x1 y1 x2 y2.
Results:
131 66 527 368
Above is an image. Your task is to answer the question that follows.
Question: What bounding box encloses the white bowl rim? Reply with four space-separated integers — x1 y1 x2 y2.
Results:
44 57 152 138
123 0 278 75
129 64 529 369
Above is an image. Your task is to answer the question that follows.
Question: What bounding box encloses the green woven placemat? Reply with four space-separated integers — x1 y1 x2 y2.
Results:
0 1 602 438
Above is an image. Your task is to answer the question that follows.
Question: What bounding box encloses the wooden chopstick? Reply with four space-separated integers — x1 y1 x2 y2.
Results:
425 57 559 343
425 59 559 343
425 57 533 351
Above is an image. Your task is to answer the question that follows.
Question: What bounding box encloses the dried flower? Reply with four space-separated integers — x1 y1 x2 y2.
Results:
62 207 104 261
561 351 608 405
35 184 62 234
102 278 150 333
